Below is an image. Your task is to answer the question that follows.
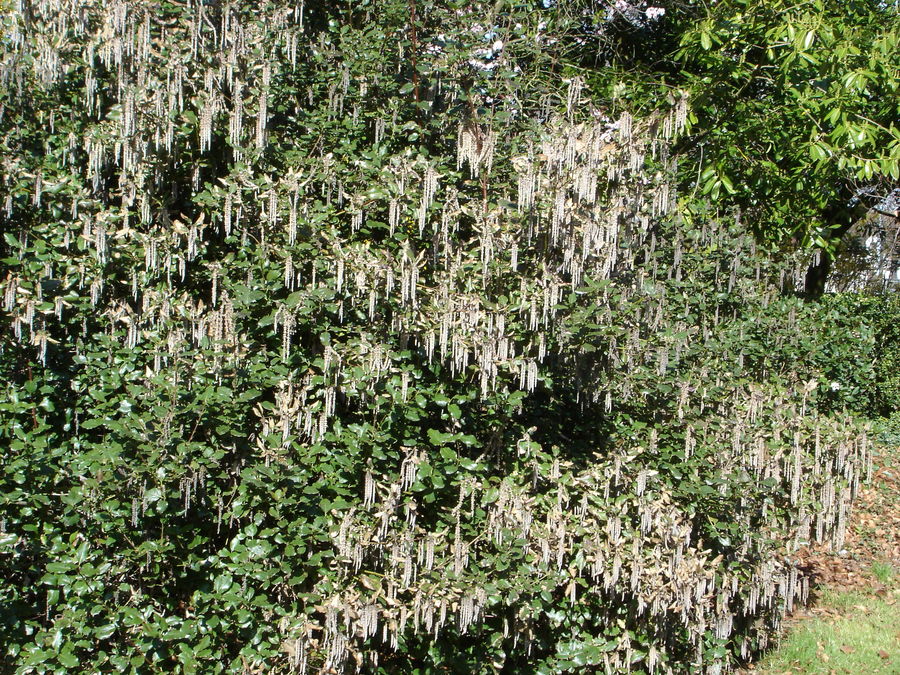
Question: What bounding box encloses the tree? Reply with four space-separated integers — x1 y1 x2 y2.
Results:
577 0 900 294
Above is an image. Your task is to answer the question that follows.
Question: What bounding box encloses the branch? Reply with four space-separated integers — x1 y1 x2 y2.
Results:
408 0 420 106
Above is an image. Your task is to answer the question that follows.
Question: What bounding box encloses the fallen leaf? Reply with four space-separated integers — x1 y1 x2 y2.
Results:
839 645 854 654
878 650 890 660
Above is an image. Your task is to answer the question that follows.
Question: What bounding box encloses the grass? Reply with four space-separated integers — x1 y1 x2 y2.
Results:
751 588 899 674
749 437 900 674
871 562 895 586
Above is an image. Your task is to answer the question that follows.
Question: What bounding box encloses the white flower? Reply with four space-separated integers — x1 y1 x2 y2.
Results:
830 381 842 391
646 6 666 20
492 40 504 52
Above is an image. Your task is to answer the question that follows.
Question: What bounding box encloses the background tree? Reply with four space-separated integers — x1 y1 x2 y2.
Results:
573 0 900 294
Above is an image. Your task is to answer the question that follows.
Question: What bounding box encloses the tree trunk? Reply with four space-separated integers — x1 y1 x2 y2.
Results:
803 186 866 299
804 250 833 298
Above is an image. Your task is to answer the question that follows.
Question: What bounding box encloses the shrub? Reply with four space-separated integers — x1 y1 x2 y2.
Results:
0 2 873 673
865 292 900 417
811 292 900 418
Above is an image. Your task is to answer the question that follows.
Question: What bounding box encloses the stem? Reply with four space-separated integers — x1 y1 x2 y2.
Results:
408 0 420 106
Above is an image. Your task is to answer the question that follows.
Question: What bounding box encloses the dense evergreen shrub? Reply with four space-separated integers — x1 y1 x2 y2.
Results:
0 2 874 673
801 293 880 416
814 291 900 417
859 292 900 417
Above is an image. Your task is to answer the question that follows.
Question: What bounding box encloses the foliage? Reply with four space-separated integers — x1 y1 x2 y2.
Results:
830 292 900 418
584 0 900 251
0 1 876 674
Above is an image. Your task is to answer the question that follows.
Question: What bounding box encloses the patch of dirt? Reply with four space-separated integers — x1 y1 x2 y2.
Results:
738 441 900 673
786 444 900 625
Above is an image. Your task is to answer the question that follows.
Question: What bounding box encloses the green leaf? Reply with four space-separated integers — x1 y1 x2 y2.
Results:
58 650 79 668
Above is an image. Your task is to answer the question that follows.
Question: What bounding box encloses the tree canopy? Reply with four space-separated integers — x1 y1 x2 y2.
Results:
582 0 900 291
